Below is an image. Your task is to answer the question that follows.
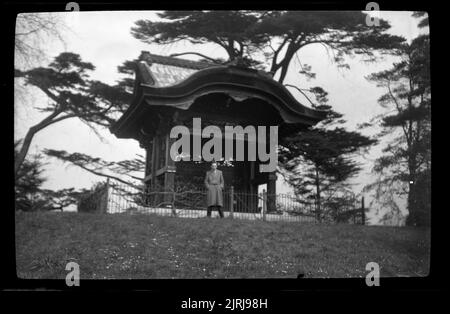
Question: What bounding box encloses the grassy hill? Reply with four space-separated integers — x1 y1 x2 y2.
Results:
15 211 430 279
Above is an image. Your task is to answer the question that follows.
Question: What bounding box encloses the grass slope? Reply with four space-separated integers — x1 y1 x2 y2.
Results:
15 211 430 279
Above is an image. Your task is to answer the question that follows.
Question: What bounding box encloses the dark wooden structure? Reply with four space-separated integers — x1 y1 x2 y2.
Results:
110 51 326 212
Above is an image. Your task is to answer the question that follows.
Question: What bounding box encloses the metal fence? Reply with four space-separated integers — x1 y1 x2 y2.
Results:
89 179 365 224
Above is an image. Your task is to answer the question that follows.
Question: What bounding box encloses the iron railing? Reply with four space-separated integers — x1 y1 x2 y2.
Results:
97 179 366 224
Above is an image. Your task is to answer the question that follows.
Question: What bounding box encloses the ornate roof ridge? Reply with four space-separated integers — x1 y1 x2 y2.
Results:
139 51 217 70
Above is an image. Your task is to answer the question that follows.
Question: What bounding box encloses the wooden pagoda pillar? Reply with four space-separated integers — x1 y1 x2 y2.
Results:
164 134 176 193
267 172 277 212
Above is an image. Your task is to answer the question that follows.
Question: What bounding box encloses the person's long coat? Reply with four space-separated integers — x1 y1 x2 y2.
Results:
204 169 224 207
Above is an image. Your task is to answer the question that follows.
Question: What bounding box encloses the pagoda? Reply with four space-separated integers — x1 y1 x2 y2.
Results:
110 51 327 212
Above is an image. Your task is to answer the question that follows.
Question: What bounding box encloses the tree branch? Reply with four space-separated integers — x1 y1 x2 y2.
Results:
68 162 142 190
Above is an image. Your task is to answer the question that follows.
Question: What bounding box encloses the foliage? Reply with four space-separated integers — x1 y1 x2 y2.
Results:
131 11 268 67
365 16 430 226
130 11 405 83
16 52 130 128
15 141 49 211
77 181 109 213
14 52 132 177
15 140 83 212
279 112 377 222
44 148 145 189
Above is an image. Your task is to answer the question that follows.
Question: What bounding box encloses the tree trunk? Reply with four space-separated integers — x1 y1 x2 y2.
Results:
275 42 298 84
315 165 322 222
14 107 65 177
14 128 36 178
406 159 419 226
277 53 294 84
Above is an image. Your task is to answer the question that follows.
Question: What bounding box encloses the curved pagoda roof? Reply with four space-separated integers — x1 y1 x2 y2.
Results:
110 51 328 139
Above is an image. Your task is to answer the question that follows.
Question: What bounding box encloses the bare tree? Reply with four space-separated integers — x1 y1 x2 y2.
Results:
15 12 70 125
15 12 69 69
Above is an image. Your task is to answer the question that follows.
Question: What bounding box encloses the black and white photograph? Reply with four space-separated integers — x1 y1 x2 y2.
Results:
13 8 431 281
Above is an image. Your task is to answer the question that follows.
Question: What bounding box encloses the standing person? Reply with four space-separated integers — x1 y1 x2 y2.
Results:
204 161 225 218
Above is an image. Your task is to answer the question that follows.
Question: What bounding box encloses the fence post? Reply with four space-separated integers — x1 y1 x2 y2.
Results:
361 196 365 225
229 186 234 219
262 189 267 221
172 189 177 217
102 178 110 213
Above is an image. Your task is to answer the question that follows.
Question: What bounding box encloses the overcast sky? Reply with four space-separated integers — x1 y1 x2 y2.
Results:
14 11 429 222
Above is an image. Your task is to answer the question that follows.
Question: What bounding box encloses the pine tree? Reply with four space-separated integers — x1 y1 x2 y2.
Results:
365 14 430 226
